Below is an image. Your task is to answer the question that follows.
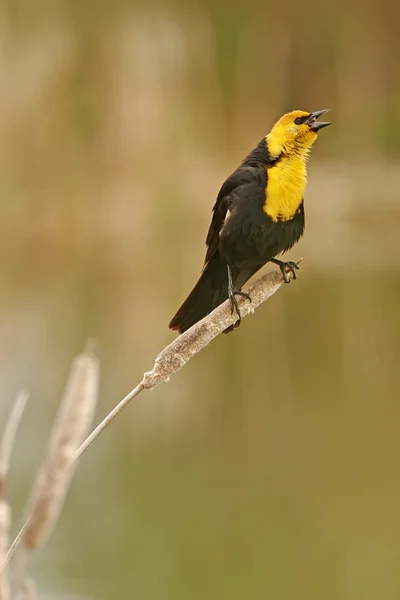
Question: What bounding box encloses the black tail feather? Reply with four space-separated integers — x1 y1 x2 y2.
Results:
169 254 229 334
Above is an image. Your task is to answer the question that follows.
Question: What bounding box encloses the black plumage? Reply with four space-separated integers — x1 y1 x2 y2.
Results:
169 162 304 334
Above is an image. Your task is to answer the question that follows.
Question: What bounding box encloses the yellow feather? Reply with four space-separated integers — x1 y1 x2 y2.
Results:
264 155 307 222
263 109 318 222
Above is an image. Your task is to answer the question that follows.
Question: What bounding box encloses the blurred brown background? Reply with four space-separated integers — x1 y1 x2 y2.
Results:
1 0 400 598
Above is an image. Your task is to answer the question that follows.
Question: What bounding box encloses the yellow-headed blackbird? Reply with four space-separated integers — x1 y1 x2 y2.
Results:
169 109 332 334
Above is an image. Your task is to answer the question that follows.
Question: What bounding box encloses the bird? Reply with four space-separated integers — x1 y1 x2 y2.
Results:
169 109 332 334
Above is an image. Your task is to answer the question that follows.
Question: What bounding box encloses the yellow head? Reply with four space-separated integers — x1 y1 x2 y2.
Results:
266 109 331 160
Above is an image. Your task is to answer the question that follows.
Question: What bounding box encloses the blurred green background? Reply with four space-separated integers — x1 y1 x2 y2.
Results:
1 0 400 598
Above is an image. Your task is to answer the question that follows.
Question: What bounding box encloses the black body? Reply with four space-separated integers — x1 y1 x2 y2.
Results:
169 140 305 334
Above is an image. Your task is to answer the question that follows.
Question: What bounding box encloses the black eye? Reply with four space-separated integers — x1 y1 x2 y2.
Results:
294 116 306 125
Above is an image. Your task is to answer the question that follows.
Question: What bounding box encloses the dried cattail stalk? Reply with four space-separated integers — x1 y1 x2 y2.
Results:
0 392 28 598
23 351 99 551
142 267 294 389
74 265 298 460
7 351 99 591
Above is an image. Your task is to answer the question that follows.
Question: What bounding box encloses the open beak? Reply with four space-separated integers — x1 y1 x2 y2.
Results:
308 109 332 131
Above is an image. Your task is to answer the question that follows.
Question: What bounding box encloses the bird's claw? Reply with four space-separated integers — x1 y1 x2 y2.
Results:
228 289 252 323
281 260 299 283
269 259 300 283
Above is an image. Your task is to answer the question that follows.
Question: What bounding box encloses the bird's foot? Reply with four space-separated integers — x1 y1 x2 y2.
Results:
228 288 252 324
270 259 300 283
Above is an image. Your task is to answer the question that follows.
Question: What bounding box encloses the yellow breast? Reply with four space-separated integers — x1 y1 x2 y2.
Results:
263 155 307 222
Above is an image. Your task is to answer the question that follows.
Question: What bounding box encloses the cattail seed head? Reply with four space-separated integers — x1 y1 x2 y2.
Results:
23 352 99 552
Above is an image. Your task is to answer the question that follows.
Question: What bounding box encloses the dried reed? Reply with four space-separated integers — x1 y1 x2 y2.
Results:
9 351 99 596
0 392 29 600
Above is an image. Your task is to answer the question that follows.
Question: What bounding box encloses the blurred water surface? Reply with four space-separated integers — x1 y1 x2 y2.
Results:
1 0 400 598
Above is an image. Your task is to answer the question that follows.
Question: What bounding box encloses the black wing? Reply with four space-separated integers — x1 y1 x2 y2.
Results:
204 166 260 266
